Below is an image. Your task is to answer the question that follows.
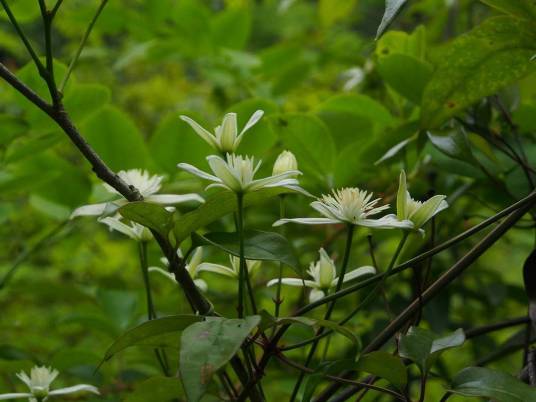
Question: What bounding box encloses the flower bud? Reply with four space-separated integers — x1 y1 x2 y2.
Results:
218 113 238 152
317 248 336 289
272 150 298 176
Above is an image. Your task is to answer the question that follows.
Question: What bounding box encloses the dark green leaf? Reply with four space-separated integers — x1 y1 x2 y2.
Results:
173 187 297 244
124 376 184 402
356 351 407 390
191 230 299 272
119 201 175 238
421 17 536 128
179 316 260 402
427 129 475 163
523 249 536 324
376 0 408 39
449 367 536 402
103 315 202 361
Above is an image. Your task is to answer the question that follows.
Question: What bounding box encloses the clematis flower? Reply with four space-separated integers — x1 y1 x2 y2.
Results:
98 215 153 242
195 255 261 279
70 169 204 219
272 150 299 176
394 170 448 232
180 110 264 153
178 154 307 194
267 248 375 303
0 365 99 401
273 187 412 229
149 248 208 292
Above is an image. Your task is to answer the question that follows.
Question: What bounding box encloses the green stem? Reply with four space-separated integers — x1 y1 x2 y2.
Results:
289 224 355 402
274 195 286 319
59 0 109 93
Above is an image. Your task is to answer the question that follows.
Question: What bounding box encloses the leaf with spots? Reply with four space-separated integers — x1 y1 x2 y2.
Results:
421 16 536 128
179 316 260 402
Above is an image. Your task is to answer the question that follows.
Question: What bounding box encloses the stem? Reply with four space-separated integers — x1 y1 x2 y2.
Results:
59 0 109 93
289 225 355 402
418 373 427 402
274 195 286 319
237 193 245 318
38 0 61 106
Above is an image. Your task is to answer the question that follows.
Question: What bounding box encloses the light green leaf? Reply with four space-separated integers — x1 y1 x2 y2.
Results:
319 0 358 27
211 6 251 50
63 83 111 124
179 316 260 402
119 201 174 238
191 230 299 272
356 351 407 391
376 0 408 39
480 0 536 21
449 367 536 402
103 315 202 362
173 187 296 244
124 376 184 402
421 16 536 128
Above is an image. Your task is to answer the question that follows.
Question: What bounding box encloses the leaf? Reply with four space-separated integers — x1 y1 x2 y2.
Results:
124 376 184 402
421 17 536 128
356 351 407 390
375 135 417 165
376 0 408 39
179 316 260 402
449 366 536 402
191 230 299 272
119 201 175 238
523 249 536 325
173 187 295 244
427 129 476 163
102 315 202 362
63 83 111 124
211 6 251 50
399 327 465 373
83 105 150 171
319 0 358 27
377 54 433 103
480 0 536 21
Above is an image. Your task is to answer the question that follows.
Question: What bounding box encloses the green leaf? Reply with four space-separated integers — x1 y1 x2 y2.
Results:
377 54 433 103
356 351 407 391
427 129 476 163
103 315 202 362
274 114 336 182
119 201 175 238
319 0 358 27
179 316 260 402
83 105 150 171
449 367 536 402
399 327 465 374
211 6 251 50
63 83 111 124
421 16 536 128
124 376 184 402
191 230 299 272
523 249 536 324
480 0 536 21
376 0 408 39
173 187 296 244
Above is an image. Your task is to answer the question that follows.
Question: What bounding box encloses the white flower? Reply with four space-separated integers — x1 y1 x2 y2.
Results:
272 150 299 176
178 154 307 194
195 255 261 279
0 366 99 401
149 248 208 292
274 187 412 229
393 170 448 232
98 215 153 242
70 169 204 219
180 110 264 153
267 248 375 303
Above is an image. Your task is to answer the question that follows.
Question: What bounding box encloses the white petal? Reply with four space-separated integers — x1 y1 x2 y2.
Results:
359 215 414 230
0 393 32 400
411 195 448 228
309 288 326 303
149 267 176 282
205 183 231 191
337 266 376 285
397 170 408 220
273 218 339 226
49 384 100 396
98 217 137 239
145 194 204 204
177 163 221 182
194 278 208 292
196 263 237 278
180 115 218 149
266 278 316 288
207 156 242 191
70 203 108 219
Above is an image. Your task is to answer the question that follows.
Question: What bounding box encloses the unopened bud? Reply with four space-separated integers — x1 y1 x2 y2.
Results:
272 150 298 176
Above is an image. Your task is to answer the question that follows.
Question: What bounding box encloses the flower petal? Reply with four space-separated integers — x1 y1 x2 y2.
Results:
180 115 218 149
149 267 176 282
266 278 316 288
177 163 221 182
235 110 265 148
411 195 448 228
145 194 205 204
196 263 237 277
309 288 326 303
397 170 408 220
194 278 208 292
359 215 414 230
337 266 376 285
98 217 137 239
0 393 33 400
70 203 109 219
49 384 100 396
273 218 339 226
207 156 242 191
